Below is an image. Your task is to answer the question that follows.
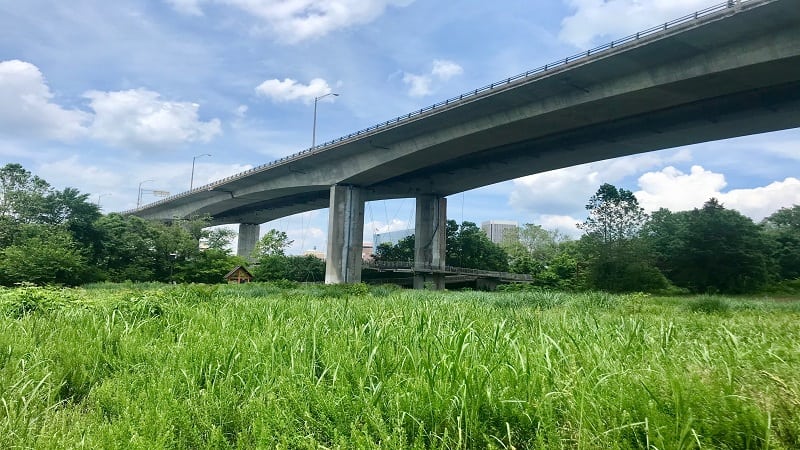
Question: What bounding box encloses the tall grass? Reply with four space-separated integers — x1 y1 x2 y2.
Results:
1 285 798 448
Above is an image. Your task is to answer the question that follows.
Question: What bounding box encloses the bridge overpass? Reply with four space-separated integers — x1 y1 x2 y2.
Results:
127 0 800 287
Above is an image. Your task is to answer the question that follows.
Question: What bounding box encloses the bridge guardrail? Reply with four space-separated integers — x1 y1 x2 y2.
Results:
124 0 751 215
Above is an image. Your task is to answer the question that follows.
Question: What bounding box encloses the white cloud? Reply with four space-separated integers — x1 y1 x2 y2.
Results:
510 149 691 217
255 78 332 103
402 73 432 98
403 59 463 97
635 165 800 221
167 0 415 43
365 218 411 235
538 214 582 237
84 88 221 149
559 0 712 48
0 60 90 140
431 59 463 80
38 156 122 189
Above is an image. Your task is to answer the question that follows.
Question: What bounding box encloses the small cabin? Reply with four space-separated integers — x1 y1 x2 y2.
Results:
224 266 253 284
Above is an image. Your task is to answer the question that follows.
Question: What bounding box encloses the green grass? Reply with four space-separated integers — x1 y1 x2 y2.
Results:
0 284 799 449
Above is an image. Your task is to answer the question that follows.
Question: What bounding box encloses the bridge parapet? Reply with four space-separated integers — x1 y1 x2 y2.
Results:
122 0 758 216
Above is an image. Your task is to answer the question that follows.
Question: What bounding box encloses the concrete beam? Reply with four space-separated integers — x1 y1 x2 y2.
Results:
237 223 260 260
414 195 446 290
325 185 365 284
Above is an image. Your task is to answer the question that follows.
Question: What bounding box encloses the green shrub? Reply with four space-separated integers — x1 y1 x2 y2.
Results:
687 295 731 314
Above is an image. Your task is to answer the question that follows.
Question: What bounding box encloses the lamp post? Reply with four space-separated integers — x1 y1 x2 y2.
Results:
190 153 212 190
96 193 111 209
312 93 339 148
137 179 154 208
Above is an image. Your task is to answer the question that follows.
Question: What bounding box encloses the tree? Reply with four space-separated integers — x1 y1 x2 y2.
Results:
762 205 800 281
373 235 415 262
0 163 52 222
579 184 666 292
0 225 89 286
204 227 237 252
653 199 770 294
448 221 509 271
501 224 570 275
252 229 293 258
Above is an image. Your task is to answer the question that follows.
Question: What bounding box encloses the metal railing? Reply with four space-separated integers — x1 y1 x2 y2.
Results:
124 0 754 215
363 260 534 281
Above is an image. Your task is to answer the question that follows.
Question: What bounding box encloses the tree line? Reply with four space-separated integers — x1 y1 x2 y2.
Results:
2 164 798 293
374 184 799 294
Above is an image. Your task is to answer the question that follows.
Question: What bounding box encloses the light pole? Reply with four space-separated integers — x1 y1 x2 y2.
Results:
190 153 212 190
312 93 339 148
137 179 154 208
96 193 111 209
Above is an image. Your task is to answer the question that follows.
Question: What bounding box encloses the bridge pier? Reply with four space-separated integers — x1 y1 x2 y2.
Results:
237 223 260 260
325 185 365 284
414 195 446 290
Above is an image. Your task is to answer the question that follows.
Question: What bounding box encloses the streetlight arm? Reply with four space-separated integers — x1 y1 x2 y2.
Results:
312 93 339 148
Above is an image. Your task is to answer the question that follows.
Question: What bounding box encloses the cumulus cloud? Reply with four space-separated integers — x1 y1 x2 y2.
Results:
510 149 691 217
559 0 712 48
403 59 463 97
431 59 464 80
166 0 415 43
84 88 221 149
0 60 90 140
538 214 582 237
38 156 122 189
635 165 800 221
255 78 333 103
365 218 411 235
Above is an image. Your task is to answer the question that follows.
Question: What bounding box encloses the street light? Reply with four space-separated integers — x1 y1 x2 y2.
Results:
312 93 339 148
137 179 154 208
190 153 212 190
96 193 111 209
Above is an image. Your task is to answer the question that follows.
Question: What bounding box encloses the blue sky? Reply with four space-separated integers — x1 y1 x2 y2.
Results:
1 0 798 254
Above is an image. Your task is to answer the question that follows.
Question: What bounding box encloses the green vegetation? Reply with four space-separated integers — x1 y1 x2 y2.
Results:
1 284 799 448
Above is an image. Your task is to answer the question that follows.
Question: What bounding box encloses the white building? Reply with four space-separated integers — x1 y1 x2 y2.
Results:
481 220 518 244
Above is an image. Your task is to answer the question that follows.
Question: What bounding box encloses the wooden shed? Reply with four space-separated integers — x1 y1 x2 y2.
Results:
224 266 253 284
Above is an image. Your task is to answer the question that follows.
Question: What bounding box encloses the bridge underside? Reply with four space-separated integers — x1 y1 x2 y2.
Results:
127 0 800 286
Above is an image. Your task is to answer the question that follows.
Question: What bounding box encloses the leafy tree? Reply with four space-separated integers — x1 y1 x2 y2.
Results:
204 227 237 252
448 221 509 271
373 235 415 262
654 199 770 293
0 163 52 222
579 184 666 292
285 255 325 282
0 225 89 286
252 229 293 258
501 224 570 275
762 205 800 280
174 249 246 284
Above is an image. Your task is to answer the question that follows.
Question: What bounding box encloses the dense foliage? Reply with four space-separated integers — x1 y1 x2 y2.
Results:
1 163 798 293
0 164 244 286
1 284 799 448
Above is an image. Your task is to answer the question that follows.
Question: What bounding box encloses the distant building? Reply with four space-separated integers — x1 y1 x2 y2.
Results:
362 243 374 262
373 229 414 248
481 220 518 244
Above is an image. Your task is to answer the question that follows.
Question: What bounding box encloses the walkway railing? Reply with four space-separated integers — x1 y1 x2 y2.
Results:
363 260 533 281
124 0 754 215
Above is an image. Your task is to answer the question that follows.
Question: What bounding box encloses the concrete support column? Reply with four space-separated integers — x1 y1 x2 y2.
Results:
325 185 365 284
237 223 260 260
414 195 447 290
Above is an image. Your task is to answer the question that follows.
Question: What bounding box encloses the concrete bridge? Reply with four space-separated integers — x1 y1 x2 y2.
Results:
127 0 800 287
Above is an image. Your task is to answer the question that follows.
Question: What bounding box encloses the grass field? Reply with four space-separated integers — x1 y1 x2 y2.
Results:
1 283 799 449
